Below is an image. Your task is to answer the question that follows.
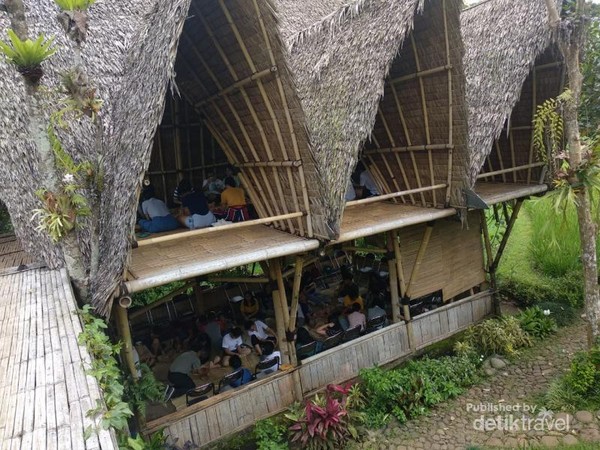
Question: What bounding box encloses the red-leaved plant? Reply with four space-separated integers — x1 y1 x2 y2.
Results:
285 383 359 449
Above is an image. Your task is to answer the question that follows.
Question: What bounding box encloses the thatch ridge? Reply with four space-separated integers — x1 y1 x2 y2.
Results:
462 0 560 184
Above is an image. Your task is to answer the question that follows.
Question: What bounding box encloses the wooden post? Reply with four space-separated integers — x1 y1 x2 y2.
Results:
115 300 138 380
480 209 499 315
288 256 305 333
270 288 289 365
491 200 524 272
386 231 402 323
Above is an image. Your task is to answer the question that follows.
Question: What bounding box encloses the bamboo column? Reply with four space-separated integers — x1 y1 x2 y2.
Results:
479 210 499 315
386 231 402 323
268 260 290 365
115 299 139 380
405 222 435 298
491 200 524 272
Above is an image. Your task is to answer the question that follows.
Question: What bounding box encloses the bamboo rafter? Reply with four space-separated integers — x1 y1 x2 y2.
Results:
390 64 453 85
195 66 278 108
376 108 404 201
237 160 302 168
477 162 545 179
346 184 447 207
364 144 453 155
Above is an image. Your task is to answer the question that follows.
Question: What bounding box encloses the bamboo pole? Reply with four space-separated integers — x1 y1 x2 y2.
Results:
129 282 195 320
270 289 290 365
410 34 431 146
272 258 290 327
251 0 313 238
527 67 537 184
477 162 546 179
405 222 435 298
268 260 291 365
288 256 305 334
391 230 409 321
365 154 392 197
345 184 447 207
341 246 387 254
236 160 302 168
508 120 517 183
495 141 507 183
376 110 403 201
206 276 269 284
491 200 524 271
156 130 168 203
115 303 139 380
195 66 277 108
172 97 184 183
184 101 193 184
147 162 229 176
386 231 402 323
390 64 453 85
479 210 499 314
364 144 454 155
135 212 304 247
443 0 454 207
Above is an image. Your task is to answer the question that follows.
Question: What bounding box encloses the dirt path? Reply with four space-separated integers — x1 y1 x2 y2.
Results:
354 320 600 449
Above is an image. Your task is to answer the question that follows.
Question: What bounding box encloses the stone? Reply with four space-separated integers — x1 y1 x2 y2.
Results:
485 437 503 447
555 412 573 424
490 357 507 369
540 435 560 447
562 434 579 446
484 368 496 377
575 410 594 423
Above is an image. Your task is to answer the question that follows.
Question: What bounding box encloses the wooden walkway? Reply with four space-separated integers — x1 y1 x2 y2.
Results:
0 235 35 271
0 267 117 450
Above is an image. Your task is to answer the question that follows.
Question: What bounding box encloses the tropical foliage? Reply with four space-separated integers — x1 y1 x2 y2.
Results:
54 0 96 11
0 30 56 71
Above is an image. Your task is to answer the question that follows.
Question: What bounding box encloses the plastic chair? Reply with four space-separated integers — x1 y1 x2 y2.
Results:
321 331 344 351
254 356 280 378
342 325 362 342
296 341 317 361
217 369 243 393
366 314 387 333
185 382 215 406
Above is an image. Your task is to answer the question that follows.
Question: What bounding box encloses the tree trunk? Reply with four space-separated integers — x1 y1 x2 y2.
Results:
575 189 600 346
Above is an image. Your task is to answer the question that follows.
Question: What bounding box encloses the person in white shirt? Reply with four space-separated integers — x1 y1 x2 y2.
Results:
347 302 367 332
138 185 179 233
360 168 380 197
258 341 281 377
345 178 357 201
245 320 277 356
221 327 250 366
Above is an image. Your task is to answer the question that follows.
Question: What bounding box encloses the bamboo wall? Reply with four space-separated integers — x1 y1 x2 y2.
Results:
396 210 486 301
479 47 563 184
364 0 468 208
144 292 492 447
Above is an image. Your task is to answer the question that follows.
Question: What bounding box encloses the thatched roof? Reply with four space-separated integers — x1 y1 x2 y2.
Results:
0 0 191 315
276 0 469 226
462 0 560 184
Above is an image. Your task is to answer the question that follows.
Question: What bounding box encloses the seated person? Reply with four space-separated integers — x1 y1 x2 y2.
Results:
343 284 365 311
313 314 344 338
203 312 223 357
176 179 216 229
202 173 224 195
358 162 380 198
225 164 241 187
240 291 261 321
228 355 253 388
245 319 277 356
295 319 322 354
221 327 251 366
167 342 220 398
221 177 249 222
367 297 388 325
345 178 357 201
258 341 281 375
300 273 328 306
138 185 179 233
347 302 366 332
172 178 194 206
337 270 357 299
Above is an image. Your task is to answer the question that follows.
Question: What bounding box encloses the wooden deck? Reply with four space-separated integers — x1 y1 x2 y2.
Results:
125 225 320 293
143 292 493 447
334 203 457 244
475 182 548 205
0 235 35 271
0 267 117 450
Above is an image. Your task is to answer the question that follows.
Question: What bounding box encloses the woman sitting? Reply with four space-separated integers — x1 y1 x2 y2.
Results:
240 291 261 321
176 179 216 229
221 177 249 222
343 284 365 311
138 185 179 233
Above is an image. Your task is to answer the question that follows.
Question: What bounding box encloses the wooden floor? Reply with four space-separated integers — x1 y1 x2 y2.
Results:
125 224 320 293
0 235 35 271
0 267 117 450
475 182 548 205
334 203 457 244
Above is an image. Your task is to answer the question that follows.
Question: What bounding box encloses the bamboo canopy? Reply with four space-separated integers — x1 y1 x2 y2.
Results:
462 0 564 186
276 0 470 223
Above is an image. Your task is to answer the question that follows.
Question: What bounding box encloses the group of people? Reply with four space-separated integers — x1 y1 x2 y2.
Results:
162 308 281 399
137 165 250 234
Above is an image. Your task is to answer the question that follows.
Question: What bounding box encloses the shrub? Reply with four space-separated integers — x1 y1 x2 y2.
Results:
464 316 532 356
359 354 480 426
498 271 584 308
253 418 288 450
536 301 578 326
517 306 557 338
285 384 358 450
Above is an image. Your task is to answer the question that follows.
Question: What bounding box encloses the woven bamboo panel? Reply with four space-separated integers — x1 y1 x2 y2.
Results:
396 210 486 300
0 267 117 449
411 292 493 349
126 225 319 293
335 203 456 244
298 322 411 394
145 371 296 447
0 236 36 271
475 182 548 205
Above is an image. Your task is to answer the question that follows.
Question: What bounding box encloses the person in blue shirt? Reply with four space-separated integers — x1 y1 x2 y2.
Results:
176 179 216 229
228 355 253 388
